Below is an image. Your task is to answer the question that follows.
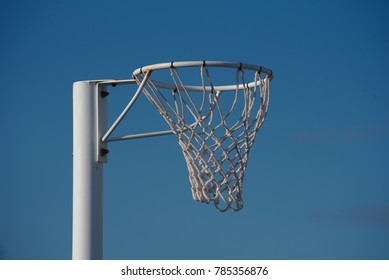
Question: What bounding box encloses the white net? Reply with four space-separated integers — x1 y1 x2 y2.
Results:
134 63 271 211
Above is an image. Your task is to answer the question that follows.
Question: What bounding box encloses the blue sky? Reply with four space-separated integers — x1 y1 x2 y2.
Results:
0 0 388 260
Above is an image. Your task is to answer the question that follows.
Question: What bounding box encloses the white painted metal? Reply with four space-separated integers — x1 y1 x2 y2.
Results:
72 77 158 260
72 81 107 260
101 70 152 143
106 129 174 142
97 79 137 86
132 60 273 79
132 61 273 93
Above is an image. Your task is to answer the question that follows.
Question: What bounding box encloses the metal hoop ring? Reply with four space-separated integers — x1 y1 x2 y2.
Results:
132 61 273 92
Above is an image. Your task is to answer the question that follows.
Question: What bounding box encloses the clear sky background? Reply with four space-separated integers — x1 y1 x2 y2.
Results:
0 0 388 260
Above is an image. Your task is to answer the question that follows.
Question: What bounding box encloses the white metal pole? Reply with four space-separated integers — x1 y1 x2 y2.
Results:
72 81 106 260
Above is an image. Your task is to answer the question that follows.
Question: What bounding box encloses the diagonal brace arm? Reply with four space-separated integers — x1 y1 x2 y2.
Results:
101 70 152 143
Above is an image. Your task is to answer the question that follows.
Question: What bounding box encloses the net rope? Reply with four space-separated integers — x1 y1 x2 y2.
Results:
134 65 270 211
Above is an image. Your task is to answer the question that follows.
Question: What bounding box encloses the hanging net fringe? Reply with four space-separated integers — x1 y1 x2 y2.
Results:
134 64 270 211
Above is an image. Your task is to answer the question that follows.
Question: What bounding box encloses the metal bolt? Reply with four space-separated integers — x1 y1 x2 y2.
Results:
100 148 109 156
100 90 109 98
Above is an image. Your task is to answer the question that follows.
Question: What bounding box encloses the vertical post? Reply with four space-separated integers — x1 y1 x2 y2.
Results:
72 81 107 260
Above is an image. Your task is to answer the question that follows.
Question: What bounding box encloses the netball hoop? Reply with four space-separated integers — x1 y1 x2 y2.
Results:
133 61 272 211
72 61 272 259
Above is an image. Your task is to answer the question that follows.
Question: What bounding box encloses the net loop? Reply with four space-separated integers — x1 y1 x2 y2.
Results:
133 61 271 211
